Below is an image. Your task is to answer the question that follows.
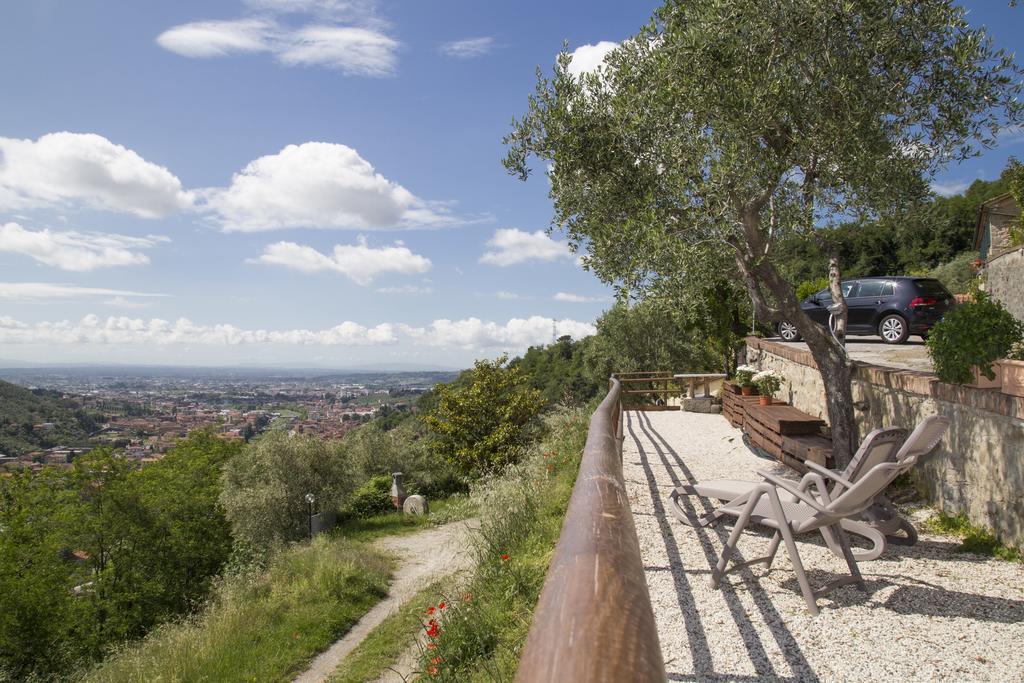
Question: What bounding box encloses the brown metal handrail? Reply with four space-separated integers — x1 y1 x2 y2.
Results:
515 377 665 682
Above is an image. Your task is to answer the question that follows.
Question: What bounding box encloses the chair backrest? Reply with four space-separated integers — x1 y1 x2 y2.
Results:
809 416 950 524
842 427 908 482
893 415 950 466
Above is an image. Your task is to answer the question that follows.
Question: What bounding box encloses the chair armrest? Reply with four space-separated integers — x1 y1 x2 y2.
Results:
804 461 856 490
755 470 830 513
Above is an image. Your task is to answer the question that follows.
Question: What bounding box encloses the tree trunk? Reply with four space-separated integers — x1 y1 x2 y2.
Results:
739 254 858 468
827 255 847 343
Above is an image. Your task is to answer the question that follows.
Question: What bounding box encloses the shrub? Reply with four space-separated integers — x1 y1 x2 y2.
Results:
220 432 355 553
929 251 980 295
423 356 546 477
344 475 394 519
926 291 1024 384
796 277 830 302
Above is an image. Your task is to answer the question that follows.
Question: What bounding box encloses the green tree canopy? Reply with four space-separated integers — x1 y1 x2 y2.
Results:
423 355 546 476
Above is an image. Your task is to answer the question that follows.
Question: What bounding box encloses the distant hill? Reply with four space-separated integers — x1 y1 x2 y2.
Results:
0 380 96 456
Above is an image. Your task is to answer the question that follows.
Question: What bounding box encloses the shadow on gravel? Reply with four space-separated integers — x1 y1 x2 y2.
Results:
628 411 820 683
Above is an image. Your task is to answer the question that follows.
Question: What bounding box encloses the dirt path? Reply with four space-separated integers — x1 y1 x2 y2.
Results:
293 518 478 683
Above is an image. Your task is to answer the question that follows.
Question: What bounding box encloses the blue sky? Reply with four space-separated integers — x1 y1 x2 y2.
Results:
0 1 1021 369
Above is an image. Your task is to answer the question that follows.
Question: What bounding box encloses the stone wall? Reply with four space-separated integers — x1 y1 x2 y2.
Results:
987 246 1024 325
745 337 1024 547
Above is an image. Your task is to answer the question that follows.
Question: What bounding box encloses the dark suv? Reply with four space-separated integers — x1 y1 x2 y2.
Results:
777 277 956 344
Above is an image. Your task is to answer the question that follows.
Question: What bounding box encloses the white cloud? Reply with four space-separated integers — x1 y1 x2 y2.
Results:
553 292 608 303
0 222 168 271
931 179 970 197
495 290 529 300
156 19 272 57
566 41 618 78
439 37 494 59
103 296 156 310
479 228 575 267
251 236 431 285
277 26 397 76
0 314 595 350
0 132 193 217
376 285 433 295
400 316 596 349
156 2 397 76
204 142 455 231
0 283 167 302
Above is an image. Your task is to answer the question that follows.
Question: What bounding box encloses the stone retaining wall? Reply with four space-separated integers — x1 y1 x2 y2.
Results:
745 336 1024 547
987 246 1024 325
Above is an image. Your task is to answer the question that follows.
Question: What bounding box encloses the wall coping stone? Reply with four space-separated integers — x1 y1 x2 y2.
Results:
746 336 1024 421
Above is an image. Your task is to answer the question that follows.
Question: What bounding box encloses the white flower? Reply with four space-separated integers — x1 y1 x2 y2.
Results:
752 369 778 382
736 364 758 373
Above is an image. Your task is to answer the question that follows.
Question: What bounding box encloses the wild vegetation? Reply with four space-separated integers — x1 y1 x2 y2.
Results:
0 378 99 456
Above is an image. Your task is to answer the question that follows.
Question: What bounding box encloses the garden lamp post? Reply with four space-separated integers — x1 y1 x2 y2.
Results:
305 492 315 538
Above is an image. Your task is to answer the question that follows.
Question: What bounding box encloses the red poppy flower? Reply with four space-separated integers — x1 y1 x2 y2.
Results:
426 606 435 616
501 553 510 561
427 642 437 650
438 601 446 610
425 619 440 637
431 656 443 665
428 665 439 676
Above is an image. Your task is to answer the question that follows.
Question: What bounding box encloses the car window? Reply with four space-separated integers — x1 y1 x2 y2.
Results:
857 281 886 298
914 279 952 298
812 281 856 301
881 282 895 297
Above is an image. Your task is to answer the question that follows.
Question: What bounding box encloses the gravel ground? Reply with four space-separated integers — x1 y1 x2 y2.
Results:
622 410 1024 682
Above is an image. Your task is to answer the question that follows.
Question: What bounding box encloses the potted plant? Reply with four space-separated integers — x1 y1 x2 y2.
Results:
734 364 758 396
752 369 783 406
999 343 1024 398
926 291 1024 388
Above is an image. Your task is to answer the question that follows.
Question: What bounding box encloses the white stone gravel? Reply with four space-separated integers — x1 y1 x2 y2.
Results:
622 410 1024 683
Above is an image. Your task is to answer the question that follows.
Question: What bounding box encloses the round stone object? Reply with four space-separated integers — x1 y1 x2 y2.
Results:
403 494 429 516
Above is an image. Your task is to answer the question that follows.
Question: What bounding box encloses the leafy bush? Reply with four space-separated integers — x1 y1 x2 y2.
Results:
344 475 394 519
929 251 980 295
926 292 1024 383
424 356 546 476
796 277 830 301
220 432 355 553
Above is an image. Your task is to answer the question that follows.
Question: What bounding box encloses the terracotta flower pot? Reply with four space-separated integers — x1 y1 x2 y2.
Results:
758 396 772 406
741 385 753 396
999 359 1024 397
966 366 1002 390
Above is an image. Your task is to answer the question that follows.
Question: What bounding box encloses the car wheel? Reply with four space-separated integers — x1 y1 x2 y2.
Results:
778 321 801 342
878 314 909 344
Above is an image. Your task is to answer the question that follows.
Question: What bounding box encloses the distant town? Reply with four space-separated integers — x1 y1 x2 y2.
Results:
0 367 457 474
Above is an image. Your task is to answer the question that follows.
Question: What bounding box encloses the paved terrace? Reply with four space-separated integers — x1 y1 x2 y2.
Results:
622 410 1024 682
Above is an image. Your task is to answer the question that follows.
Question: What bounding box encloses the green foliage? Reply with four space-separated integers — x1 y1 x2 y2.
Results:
414 409 588 681
82 536 392 683
220 432 355 553
926 292 1024 383
0 378 97 456
511 335 601 407
924 512 1022 562
752 370 783 396
1007 156 1024 246
344 475 394 519
0 433 242 679
733 364 756 387
423 356 546 477
583 300 725 385
928 251 980 295
796 278 830 302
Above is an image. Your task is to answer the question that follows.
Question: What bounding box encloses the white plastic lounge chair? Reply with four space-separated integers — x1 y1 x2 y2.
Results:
678 416 949 615
671 426 908 561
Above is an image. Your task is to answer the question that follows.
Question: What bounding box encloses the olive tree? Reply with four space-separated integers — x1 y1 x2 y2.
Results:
504 0 1021 465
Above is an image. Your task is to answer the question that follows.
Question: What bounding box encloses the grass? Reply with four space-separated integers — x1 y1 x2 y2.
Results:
82 536 392 683
406 407 590 682
923 511 1022 562
333 494 476 543
328 580 448 683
